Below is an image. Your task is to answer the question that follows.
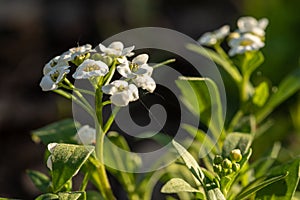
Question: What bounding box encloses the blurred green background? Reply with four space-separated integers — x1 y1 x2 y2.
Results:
0 0 299 198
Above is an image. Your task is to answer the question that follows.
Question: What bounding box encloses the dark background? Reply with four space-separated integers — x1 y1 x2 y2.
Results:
0 0 300 199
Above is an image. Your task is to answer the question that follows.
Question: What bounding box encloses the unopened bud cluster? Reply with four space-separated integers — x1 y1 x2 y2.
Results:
213 149 242 177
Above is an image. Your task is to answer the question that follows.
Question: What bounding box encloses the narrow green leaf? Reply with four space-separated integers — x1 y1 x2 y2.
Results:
176 77 224 140
86 191 105 200
239 51 264 76
186 44 242 83
27 170 50 193
236 173 288 200
172 140 204 185
253 82 269 107
51 144 94 193
161 178 200 193
58 192 85 200
35 193 59 200
256 158 300 199
256 68 300 123
222 132 253 157
31 119 79 144
207 188 226 200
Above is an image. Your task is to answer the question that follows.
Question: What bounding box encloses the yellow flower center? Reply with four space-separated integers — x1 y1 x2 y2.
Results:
130 63 139 72
240 40 253 46
83 64 100 72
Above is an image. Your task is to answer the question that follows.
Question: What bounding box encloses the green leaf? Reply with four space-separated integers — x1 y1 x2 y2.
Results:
256 158 300 199
253 82 269 107
35 193 59 200
51 144 94 193
27 170 50 193
58 192 85 200
236 173 288 200
172 140 204 185
103 132 137 193
222 132 253 157
176 77 224 140
207 188 226 200
32 119 79 144
161 178 201 193
86 191 105 200
241 51 264 76
186 44 242 83
256 68 300 123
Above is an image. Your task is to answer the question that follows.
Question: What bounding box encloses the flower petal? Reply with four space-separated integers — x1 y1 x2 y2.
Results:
111 91 130 107
128 84 139 101
132 54 149 65
40 75 57 91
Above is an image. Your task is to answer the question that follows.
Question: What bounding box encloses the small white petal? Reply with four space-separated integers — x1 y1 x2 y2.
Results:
117 62 135 78
199 32 217 46
48 143 58 153
46 156 53 170
75 125 96 145
132 54 149 65
128 84 139 101
108 41 124 51
215 25 230 39
122 45 135 56
258 18 269 30
110 91 130 107
136 64 153 76
40 75 57 91
133 75 156 93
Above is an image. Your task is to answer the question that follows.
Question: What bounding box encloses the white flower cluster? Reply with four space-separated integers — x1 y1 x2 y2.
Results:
198 16 268 56
40 41 156 107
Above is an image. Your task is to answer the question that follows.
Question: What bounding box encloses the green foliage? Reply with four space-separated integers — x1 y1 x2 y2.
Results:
161 178 201 193
27 170 51 193
31 119 79 144
253 81 269 107
51 144 94 193
256 68 300 123
222 132 253 157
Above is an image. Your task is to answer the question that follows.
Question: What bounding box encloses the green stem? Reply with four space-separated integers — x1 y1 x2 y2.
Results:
79 171 90 191
152 58 176 69
240 73 250 103
227 110 244 133
104 60 117 85
61 84 95 96
94 87 116 200
103 106 120 134
53 90 95 118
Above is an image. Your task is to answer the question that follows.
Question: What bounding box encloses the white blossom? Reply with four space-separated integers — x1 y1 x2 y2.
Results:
75 125 96 145
66 44 93 60
43 55 70 75
117 54 152 78
72 59 109 79
237 16 269 37
198 25 230 46
40 66 70 91
133 75 156 93
228 33 265 56
99 41 134 57
46 143 57 171
102 80 139 107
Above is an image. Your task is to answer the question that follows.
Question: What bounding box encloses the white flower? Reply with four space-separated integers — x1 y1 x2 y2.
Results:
62 44 93 61
99 41 135 57
43 55 70 75
228 33 265 56
40 66 70 91
102 80 139 107
75 125 96 145
198 25 230 46
72 59 109 79
133 75 156 93
237 16 269 37
46 143 57 171
117 54 152 78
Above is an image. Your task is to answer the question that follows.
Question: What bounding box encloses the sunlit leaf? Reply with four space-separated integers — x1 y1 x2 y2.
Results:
161 178 201 193
253 81 269 107
51 144 94 193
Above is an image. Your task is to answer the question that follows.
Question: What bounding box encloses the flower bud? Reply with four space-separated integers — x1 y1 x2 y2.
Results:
213 164 222 174
222 158 232 169
230 149 242 162
232 163 240 172
213 155 223 165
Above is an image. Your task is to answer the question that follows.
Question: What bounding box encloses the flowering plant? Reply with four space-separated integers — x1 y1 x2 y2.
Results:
5 16 300 200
